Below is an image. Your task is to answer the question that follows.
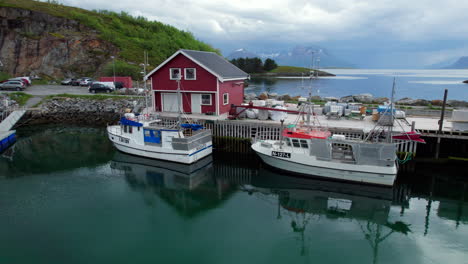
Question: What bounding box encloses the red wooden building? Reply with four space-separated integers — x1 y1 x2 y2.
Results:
144 49 248 115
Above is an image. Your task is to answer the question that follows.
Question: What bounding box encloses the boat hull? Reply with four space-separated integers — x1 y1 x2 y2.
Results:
107 128 212 164
0 130 16 153
252 142 396 186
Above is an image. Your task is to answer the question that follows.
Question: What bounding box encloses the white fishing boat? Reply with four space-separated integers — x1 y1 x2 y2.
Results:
252 79 423 186
107 63 213 164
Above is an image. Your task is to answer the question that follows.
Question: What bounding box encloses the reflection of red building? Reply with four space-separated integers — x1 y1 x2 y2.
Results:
145 49 248 115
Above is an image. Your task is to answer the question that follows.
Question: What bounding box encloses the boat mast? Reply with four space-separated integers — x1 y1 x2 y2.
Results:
176 72 182 127
143 50 148 114
388 77 396 142
306 52 315 127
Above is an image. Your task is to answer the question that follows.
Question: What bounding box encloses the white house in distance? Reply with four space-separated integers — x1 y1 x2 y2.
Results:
144 49 248 115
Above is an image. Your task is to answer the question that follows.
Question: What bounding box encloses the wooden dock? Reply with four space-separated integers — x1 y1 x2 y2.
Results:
157 115 422 154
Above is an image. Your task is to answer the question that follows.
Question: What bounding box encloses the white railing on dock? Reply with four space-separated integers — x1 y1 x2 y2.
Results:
157 116 420 154
0 106 27 131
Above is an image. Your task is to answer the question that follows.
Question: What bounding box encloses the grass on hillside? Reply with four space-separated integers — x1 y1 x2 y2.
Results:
270 66 313 73
7 92 33 106
0 0 218 73
0 72 11 82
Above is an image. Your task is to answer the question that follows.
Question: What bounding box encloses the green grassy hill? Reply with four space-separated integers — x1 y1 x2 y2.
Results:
0 0 218 73
269 66 312 73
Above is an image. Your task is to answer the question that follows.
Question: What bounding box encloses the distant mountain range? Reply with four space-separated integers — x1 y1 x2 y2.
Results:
427 56 468 69
444 56 468 69
226 46 354 69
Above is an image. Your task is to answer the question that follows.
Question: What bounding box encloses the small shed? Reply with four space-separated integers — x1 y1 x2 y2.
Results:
144 49 248 115
99 76 133 88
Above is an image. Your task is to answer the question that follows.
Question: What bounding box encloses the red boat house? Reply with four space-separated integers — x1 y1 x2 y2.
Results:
144 49 248 115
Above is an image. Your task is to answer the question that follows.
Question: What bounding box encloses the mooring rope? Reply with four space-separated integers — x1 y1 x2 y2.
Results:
397 152 413 164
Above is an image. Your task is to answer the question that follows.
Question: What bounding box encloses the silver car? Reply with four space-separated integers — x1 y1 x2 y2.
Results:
0 81 25 91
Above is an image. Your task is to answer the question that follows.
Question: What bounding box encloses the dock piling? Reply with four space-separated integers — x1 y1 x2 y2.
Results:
435 89 448 159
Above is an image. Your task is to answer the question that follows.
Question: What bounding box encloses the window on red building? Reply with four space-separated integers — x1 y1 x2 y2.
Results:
201 94 211 105
223 93 229 105
185 68 196 80
170 68 181 80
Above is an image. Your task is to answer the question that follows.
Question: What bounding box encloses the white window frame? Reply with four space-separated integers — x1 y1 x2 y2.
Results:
223 93 229 105
201 94 212 105
170 68 181 80
184 68 196 80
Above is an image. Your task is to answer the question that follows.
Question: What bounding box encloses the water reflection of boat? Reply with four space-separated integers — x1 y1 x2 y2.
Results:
251 168 394 224
245 168 410 260
111 152 213 190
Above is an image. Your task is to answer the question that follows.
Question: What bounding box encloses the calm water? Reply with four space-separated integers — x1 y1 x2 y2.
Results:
249 69 468 101
1 126 467 264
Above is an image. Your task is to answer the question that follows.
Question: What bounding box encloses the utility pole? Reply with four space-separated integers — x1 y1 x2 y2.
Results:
111 56 116 83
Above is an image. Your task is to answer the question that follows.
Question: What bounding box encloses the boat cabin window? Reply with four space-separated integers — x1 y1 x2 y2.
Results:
123 125 127 133
300 139 308 148
285 138 291 146
291 139 300 148
144 129 161 144
129 126 133 134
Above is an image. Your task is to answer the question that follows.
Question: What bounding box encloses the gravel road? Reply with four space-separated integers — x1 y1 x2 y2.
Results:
1 84 91 96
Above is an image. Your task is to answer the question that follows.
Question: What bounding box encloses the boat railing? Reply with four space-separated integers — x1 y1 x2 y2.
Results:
107 125 122 136
136 113 160 122
254 131 280 143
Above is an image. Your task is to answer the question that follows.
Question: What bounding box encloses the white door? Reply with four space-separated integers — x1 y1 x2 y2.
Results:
162 93 180 112
191 94 202 114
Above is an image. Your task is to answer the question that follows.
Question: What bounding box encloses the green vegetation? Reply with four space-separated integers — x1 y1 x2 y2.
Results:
103 60 141 80
0 0 218 70
0 72 11 82
270 66 312 73
7 92 32 106
44 93 141 100
32 79 49 85
230 57 278 73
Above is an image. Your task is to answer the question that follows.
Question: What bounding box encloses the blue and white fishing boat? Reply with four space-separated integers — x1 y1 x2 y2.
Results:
107 73 213 164
0 130 16 153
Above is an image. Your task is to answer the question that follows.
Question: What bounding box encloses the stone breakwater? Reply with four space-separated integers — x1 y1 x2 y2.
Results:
22 97 144 126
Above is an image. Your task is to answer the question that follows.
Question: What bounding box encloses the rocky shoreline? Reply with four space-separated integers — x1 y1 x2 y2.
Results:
3 91 468 128
20 97 145 126
244 92 468 107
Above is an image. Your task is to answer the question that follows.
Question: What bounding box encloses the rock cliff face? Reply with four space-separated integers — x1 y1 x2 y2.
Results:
0 7 118 78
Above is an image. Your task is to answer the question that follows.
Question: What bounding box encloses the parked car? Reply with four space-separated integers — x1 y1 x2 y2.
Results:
9 77 30 86
80 78 93 86
71 78 82 86
61 78 76 85
114 82 124 89
88 83 113 93
0 80 25 91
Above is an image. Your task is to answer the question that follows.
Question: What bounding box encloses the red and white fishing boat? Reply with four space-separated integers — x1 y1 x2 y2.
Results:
252 79 423 186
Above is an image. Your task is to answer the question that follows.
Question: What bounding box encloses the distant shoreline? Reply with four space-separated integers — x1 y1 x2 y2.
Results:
251 70 335 78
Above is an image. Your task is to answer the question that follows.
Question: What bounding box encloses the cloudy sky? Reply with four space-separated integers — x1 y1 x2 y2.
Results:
58 0 468 68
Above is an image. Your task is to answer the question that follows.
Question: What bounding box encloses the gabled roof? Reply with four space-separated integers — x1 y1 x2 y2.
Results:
145 49 248 82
